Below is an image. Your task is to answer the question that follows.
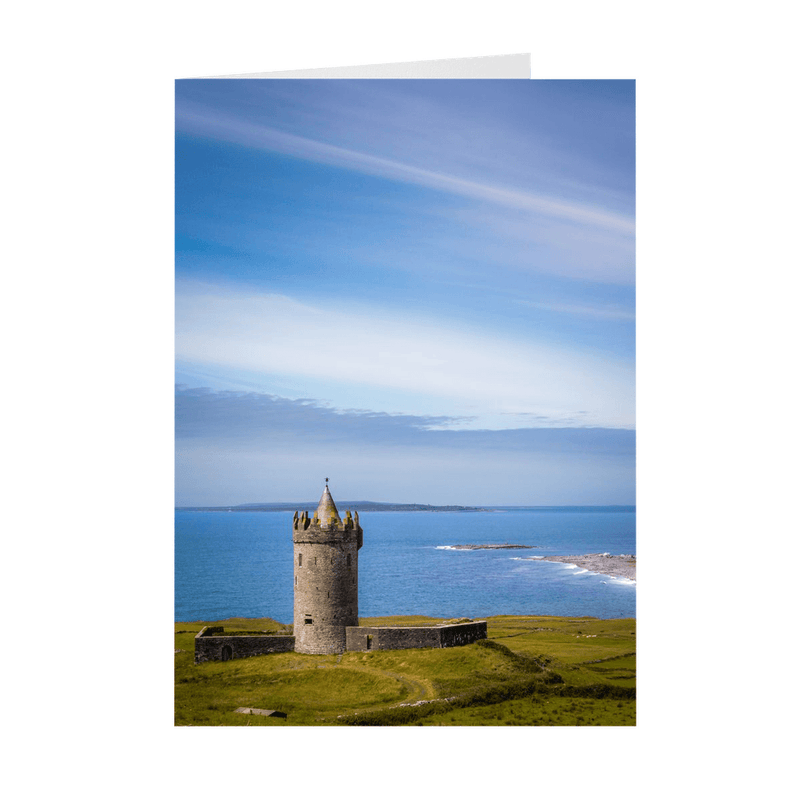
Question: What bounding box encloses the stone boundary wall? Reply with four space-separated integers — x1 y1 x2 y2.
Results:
345 621 487 652
439 621 489 648
194 627 296 664
192 621 486 661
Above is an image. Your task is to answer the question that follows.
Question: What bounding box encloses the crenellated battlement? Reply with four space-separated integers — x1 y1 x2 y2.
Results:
292 508 360 532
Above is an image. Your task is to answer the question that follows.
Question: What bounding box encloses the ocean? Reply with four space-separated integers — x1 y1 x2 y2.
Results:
175 507 636 623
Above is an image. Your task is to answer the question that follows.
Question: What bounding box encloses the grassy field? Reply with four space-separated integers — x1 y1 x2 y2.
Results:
175 615 635 726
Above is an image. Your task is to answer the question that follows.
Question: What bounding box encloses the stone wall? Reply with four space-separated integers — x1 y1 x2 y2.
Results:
345 621 487 652
439 621 488 647
192 621 487 661
194 627 296 664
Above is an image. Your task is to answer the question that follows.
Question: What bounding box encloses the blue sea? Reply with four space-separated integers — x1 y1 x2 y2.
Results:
175 507 635 623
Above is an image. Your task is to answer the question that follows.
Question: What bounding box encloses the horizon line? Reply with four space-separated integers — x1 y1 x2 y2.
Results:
176 502 636 510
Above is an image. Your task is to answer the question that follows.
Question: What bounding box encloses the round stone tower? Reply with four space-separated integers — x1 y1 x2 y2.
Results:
292 483 363 654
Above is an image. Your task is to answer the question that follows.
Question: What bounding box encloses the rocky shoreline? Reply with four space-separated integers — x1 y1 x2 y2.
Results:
528 553 636 581
449 544 534 551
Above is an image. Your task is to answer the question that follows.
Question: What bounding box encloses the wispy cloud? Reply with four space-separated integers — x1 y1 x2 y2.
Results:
176 386 634 450
176 101 635 237
514 299 635 321
425 204 635 285
175 386 635 506
175 279 635 429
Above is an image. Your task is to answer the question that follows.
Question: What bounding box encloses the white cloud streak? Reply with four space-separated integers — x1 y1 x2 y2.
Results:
514 299 635 321
176 102 635 237
176 280 635 429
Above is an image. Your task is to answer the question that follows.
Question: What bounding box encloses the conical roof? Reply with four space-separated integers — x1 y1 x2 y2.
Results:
315 484 341 528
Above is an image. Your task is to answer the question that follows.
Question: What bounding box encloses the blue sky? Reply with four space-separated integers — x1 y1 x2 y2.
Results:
175 79 635 506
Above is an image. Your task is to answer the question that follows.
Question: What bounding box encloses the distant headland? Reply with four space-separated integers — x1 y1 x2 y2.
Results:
177 503 635 513
177 501 493 513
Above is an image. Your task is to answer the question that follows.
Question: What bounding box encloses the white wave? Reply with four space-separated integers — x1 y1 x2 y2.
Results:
611 577 636 586
435 545 455 550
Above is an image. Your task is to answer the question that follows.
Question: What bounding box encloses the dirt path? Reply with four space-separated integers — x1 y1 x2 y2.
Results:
381 669 430 704
316 662 434 721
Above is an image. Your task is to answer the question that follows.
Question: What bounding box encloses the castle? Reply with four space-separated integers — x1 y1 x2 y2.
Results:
292 482 362 654
195 483 487 663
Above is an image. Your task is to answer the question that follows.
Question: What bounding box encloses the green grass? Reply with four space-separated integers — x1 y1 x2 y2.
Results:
414 696 635 726
175 614 635 726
